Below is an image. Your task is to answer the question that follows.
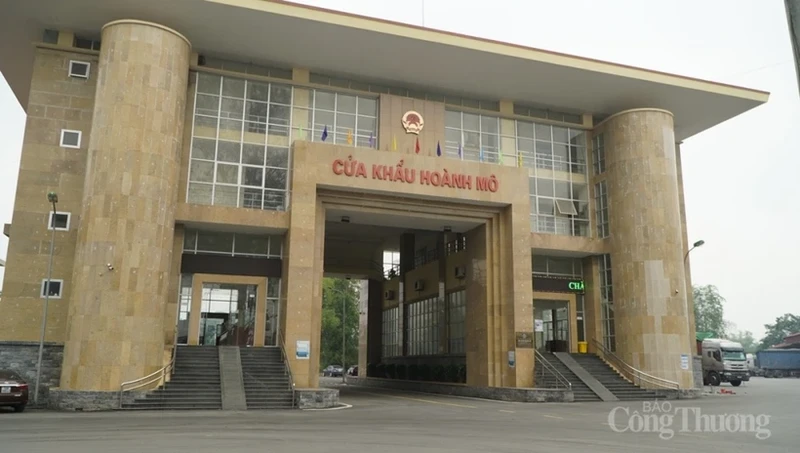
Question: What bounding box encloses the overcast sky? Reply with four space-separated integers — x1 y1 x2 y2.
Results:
0 0 797 340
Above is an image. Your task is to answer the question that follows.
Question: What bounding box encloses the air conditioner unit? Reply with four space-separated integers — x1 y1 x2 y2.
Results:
384 290 395 300
414 280 425 291
454 266 466 279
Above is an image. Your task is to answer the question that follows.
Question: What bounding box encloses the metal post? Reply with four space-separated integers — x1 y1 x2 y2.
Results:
683 240 704 360
34 193 58 405
342 295 346 384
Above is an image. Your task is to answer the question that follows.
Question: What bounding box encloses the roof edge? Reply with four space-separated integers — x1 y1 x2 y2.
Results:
212 0 770 102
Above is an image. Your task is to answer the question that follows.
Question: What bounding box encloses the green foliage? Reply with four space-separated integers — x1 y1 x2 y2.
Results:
727 330 758 354
320 278 360 369
759 314 800 350
693 285 727 337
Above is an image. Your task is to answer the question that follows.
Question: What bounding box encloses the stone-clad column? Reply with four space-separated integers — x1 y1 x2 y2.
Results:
603 109 694 388
59 20 191 395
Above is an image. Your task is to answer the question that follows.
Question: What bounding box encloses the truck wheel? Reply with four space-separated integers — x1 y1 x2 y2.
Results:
708 372 721 386
730 380 741 387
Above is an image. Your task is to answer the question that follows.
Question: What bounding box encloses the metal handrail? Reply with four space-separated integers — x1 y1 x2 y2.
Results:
277 330 296 408
117 346 177 409
534 349 572 389
591 339 680 390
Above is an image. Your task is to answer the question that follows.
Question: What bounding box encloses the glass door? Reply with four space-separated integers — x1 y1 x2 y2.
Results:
534 299 570 352
199 283 257 346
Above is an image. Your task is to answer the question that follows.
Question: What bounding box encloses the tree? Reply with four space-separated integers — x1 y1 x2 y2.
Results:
320 278 360 369
727 329 758 354
759 314 800 350
693 284 727 337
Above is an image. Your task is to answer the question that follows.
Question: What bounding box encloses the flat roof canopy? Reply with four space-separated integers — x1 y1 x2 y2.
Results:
0 0 768 140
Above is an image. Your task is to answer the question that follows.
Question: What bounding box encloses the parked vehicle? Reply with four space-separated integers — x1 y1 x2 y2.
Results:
756 349 800 378
347 365 358 376
698 338 750 386
323 365 343 377
746 353 756 376
0 370 29 412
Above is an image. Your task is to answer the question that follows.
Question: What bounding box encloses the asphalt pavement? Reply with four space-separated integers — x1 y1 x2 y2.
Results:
0 376 797 453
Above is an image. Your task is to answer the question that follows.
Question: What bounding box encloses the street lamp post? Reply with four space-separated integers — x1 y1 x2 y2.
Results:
34 191 58 405
684 239 705 355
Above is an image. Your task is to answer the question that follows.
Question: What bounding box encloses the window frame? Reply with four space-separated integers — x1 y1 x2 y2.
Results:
48 211 71 231
68 60 91 79
40 279 64 299
59 129 82 149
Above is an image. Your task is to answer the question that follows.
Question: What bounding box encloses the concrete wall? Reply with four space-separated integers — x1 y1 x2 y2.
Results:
0 47 97 343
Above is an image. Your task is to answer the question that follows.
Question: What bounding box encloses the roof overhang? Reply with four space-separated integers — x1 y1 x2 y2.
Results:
0 0 769 141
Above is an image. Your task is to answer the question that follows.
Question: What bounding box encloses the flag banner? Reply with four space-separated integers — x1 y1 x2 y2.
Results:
297 127 305 140
479 148 484 162
436 141 442 156
517 152 523 167
392 135 397 151
368 132 375 148
415 137 420 154
346 129 353 145
321 125 328 142
498 150 504 165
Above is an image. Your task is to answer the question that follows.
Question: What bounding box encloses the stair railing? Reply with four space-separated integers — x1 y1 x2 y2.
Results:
591 339 680 390
277 330 296 408
117 345 177 409
534 349 572 389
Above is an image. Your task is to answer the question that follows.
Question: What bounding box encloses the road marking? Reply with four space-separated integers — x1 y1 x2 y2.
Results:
361 391 476 408
499 409 516 413
542 414 565 420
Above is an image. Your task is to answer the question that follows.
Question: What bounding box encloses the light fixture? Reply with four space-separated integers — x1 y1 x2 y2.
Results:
443 226 452 233
341 216 350 223
693 240 705 248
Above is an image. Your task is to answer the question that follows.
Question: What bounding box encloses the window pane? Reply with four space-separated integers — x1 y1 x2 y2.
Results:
314 91 336 111
270 84 292 105
191 138 216 160
269 104 290 126
220 98 244 120
197 73 221 95
445 110 461 128
538 198 555 215
222 78 245 98
240 188 263 209
193 116 217 138
190 160 214 183
247 81 269 102
214 185 238 207
245 101 268 123
187 183 212 204
264 168 287 190
196 94 219 116
234 233 268 255
535 124 551 141
537 179 554 197
554 180 571 198
216 163 238 184
358 97 377 116
241 166 263 187
552 126 569 144
242 144 265 166
266 147 289 168
197 231 234 253
462 113 480 131
337 94 357 113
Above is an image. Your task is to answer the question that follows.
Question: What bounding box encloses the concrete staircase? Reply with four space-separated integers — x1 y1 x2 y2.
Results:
536 352 601 402
569 354 665 401
122 346 222 410
240 347 295 409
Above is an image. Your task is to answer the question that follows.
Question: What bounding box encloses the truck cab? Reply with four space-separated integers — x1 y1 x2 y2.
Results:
701 338 750 386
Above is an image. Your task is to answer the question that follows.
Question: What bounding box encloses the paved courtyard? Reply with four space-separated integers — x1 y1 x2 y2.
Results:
1 377 797 452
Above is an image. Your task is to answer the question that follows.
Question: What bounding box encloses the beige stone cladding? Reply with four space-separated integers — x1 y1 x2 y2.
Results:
0 47 98 343
601 109 693 388
59 20 191 391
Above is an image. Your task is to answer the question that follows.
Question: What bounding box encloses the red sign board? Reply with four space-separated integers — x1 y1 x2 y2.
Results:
332 156 499 193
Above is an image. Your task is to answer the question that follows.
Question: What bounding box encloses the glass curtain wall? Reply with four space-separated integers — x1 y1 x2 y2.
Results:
187 72 378 211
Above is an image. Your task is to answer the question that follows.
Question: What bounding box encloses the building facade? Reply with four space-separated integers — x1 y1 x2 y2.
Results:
0 0 768 407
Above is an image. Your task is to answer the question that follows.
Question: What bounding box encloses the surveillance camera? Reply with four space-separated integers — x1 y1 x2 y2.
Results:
674 289 679 294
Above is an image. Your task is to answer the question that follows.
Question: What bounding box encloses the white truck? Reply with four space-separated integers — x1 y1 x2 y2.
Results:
700 338 750 387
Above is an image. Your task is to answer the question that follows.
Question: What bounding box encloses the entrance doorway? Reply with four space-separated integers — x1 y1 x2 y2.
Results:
199 283 257 346
534 299 570 352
